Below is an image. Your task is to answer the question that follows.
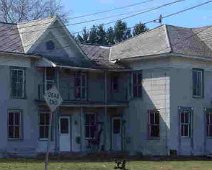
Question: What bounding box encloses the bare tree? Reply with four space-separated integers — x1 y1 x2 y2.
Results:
0 0 68 23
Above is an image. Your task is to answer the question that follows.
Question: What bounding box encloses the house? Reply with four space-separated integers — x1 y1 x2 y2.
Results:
0 16 212 157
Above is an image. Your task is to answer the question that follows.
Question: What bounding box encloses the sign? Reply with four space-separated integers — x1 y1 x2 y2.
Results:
44 86 63 112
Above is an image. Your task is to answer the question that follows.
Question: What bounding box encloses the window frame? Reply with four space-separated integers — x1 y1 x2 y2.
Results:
10 67 26 99
8 110 23 140
148 109 160 139
206 111 212 137
192 68 204 98
39 112 52 140
180 109 191 138
74 72 87 100
84 113 97 140
132 71 142 98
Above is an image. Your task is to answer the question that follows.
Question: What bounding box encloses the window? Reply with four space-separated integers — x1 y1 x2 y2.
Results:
111 75 119 92
192 69 204 98
132 71 142 97
45 68 56 90
8 110 22 139
74 73 87 100
180 110 191 137
11 67 25 98
39 112 50 139
46 40 55 50
206 111 212 137
148 110 160 138
85 114 96 139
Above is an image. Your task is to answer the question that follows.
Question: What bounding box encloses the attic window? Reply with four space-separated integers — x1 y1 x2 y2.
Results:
46 40 55 50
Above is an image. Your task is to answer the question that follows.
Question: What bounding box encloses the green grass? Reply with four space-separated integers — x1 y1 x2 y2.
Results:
0 159 211 170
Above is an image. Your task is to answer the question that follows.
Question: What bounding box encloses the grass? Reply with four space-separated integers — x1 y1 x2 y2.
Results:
0 159 211 170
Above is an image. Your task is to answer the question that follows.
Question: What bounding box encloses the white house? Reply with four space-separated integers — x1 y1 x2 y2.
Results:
0 16 211 156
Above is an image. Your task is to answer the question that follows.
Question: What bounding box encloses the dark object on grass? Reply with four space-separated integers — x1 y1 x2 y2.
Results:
114 159 127 170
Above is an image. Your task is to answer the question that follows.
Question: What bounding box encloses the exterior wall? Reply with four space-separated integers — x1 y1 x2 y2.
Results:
124 58 170 155
169 56 212 155
0 55 41 156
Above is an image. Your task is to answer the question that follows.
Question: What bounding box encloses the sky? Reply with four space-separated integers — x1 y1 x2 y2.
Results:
61 0 212 34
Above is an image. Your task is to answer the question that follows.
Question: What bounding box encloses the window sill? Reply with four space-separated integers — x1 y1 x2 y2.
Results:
8 138 23 141
148 137 160 140
11 97 27 100
192 95 203 99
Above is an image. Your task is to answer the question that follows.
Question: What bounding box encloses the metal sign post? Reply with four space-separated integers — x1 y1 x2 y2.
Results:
44 86 63 170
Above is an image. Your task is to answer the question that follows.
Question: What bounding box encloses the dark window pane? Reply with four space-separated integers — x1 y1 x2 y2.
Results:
60 118 69 134
155 112 159 124
151 125 159 137
150 112 154 124
113 119 121 134
15 112 20 125
9 126 13 138
90 125 96 138
184 112 189 123
15 127 20 138
9 112 14 125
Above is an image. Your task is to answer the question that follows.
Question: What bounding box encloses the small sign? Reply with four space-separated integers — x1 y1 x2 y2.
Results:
44 86 63 112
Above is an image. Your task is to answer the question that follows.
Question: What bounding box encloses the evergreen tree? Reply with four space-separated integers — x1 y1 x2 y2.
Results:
106 27 115 45
89 25 98 44
96 24 107 45
133 23 148 36
114 20 128 43
80 27 89 43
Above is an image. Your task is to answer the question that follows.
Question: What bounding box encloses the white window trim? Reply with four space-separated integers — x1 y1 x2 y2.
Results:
39 112 51 140
148 110 160 138
11 68 25 98
180 110 191 137
192 69 203 98
8 110 22 140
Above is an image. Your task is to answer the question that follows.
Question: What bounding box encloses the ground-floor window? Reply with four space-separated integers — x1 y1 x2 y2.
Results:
8 110 22 139
206 111 212 137
39 112 50 140
85 113 96 139
148 109 160 138
180 109 191 137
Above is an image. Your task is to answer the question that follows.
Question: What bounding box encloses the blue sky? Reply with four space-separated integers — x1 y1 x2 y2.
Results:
61 0 212 34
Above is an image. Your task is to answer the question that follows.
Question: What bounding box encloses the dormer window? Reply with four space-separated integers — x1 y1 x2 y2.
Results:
46 40 55 50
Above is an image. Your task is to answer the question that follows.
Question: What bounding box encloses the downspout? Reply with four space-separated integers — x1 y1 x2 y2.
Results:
104 71 108 151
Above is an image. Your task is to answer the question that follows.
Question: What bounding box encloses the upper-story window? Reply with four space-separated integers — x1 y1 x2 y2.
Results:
46 40 55 50
132 71 142 97
10 67 26 99
192 68 204 98
111 75 119 92
148 109 160 138
45 68 56 90
74 72 87 100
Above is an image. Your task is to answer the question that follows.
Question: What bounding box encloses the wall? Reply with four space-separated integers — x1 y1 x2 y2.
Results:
123 58 170 155
169 56 212 155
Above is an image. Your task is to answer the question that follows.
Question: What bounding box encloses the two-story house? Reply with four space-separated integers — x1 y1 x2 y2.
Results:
0 16 212 157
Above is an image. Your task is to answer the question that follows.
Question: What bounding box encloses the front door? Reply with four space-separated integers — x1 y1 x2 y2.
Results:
112 117 122 151
59 116 71 152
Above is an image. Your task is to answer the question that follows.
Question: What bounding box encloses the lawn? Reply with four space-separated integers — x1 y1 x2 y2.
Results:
0 159 211 170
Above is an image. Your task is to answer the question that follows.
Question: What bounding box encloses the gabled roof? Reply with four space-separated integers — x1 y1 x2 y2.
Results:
0 22 24 53
17 17 56 53
110 24 212 61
